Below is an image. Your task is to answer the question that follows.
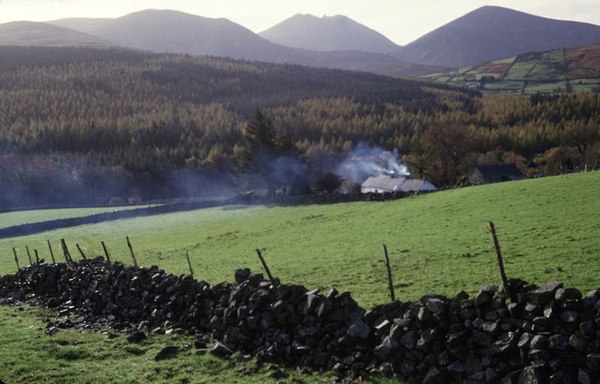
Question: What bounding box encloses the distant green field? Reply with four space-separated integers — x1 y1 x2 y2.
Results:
426 44 600 94
2 171 600 308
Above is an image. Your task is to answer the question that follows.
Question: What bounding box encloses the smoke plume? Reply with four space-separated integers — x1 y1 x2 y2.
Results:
335 142 410 184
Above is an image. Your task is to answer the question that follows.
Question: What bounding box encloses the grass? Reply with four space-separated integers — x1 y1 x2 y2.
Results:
2 172 600 308
0 304 387 384
1 172 600 383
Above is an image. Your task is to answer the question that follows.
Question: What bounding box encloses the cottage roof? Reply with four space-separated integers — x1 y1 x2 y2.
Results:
361 175 436 193
474 164 523 180
361 175 406 192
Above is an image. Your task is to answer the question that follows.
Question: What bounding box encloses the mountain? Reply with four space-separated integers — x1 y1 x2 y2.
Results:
396 6 600 68
51 9 300 62
425 43 600 94
48 10 436 77
259 14 399 54
0 21 110 47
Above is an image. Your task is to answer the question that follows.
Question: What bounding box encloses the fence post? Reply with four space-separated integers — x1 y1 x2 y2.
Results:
487 221 512 299
101 241 111 264
126 236 138 267
76 243 87 260
383 244 396 302
47 240 56 265
13 247 20 271
25 245 33 265
255 249 274 283
185 251 194 278
60 239 73 264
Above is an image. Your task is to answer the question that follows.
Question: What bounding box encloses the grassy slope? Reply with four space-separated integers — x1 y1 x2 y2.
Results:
0 305 366 384
2 172 599 309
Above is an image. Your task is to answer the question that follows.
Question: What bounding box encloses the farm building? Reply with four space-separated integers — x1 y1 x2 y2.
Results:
361 175 436 194
469 163 524 185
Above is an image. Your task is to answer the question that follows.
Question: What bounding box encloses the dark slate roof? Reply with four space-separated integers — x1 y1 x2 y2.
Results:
475 164 523 180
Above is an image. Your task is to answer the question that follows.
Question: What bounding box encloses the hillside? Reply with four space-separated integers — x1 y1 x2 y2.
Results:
0 21 110 47
2 171 599 307
259 14 399 53
396 6 600 68
1 45 600 209
426 43 600 93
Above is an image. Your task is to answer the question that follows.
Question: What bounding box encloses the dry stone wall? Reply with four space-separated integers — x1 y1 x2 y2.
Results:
1 259 599 384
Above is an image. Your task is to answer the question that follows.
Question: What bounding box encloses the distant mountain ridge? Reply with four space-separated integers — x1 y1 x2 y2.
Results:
396 6 600 68
0 21 109 47
48 9 437 77
0 6 599 78
259 14 399 53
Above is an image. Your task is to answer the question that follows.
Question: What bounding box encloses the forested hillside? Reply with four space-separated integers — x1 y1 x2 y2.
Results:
1 46 599 208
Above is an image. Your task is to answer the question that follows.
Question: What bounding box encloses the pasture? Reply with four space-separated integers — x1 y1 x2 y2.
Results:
2 171 599 308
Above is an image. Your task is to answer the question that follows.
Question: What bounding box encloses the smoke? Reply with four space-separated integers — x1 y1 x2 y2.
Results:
335 142 410 184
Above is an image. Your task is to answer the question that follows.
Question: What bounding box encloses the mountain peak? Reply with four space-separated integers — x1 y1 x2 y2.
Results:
397 6 600 67
260 13 400 53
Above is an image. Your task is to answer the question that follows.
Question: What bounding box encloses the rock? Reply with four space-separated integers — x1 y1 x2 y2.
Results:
154 345 179 361
527 281 563 305
569 335 588 352
422 365 443 384
529 335 548 350
425 298 446 316
560 310 579 323
399 330 418 349
578 368 593 384
548 334 569 350
587 353 600 370
555 287 582 302
475 285 497 307
127 330 147 343
374 335 401 360
210 341 233 358
347 320 371 340
234 268 251 283
517 365 548 384
447 361 465 374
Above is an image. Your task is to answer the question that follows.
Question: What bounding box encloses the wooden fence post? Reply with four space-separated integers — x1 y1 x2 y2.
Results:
13 247 20 271
25 245 33 265
255 249 274 283
60 239 73 264
487 221 512 299
76 243 87 260
101 241 111 264
47 240 56 265
185 251 194 278
126 236 138 267
383 244 396 302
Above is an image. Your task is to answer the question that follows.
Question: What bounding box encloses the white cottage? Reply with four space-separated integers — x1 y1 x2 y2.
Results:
361 175 436 194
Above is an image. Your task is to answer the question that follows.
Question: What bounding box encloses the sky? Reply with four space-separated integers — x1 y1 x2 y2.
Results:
0 0 599 45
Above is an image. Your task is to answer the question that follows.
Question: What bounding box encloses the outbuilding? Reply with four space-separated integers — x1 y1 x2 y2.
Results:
469 164 524 185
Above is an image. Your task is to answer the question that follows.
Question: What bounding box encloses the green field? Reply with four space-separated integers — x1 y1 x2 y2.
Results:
0 304 369 384
1 171 600 383
2 171 600 307
426 44 600 94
